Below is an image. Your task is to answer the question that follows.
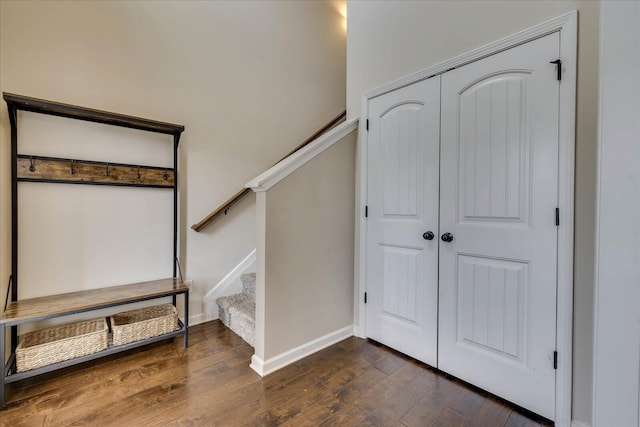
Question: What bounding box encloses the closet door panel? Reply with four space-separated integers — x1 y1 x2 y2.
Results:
438 32 560 420
365 76 440 367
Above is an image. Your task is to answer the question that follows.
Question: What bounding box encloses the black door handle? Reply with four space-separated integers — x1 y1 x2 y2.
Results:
441 232 454 242
423 231 434 240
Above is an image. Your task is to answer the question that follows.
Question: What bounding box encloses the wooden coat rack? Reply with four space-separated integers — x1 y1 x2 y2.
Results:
1 94 186 401
4 91 185 296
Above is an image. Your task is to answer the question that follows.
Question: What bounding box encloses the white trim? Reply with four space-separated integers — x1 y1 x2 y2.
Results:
355 93 368 339
246 118 358 192
188 312 207 327
253 192 267 366
204 249 256 301
249 325 353 376
571 420 590 427
203 249 256 321
352 324 362 339
356 11 577 426
555 11 578 427
249 354 266 376
591 3 605 424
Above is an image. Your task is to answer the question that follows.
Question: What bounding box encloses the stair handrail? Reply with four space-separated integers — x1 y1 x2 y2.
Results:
191 110 347 232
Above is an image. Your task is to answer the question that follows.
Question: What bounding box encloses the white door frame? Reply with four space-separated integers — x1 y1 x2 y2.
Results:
355 11 577 426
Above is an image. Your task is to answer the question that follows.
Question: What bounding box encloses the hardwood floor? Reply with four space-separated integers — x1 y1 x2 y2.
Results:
1 321 552 426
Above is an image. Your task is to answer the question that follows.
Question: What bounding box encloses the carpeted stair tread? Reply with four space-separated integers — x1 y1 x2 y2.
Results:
216 293 251 310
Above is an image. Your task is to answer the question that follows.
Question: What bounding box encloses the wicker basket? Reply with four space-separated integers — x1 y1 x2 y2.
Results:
110 304 178 346
16 318 108 372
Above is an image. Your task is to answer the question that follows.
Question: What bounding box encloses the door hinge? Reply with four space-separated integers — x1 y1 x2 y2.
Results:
366 119 369 131
365 205 368 218
364 292 367 304
556 208 560 226
550 59 562 81
553 351 558 369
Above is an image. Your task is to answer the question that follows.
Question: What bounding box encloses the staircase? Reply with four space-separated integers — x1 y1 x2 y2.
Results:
216 273 255 347
196 112 349 357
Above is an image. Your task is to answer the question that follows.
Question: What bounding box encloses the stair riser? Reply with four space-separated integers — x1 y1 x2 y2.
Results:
229 314 255 347
241 273 256 301
218 306 230 327
216 290 255 347
242 286 255 301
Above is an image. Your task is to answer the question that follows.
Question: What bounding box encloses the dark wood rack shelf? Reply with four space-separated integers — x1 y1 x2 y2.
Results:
3 93 184 136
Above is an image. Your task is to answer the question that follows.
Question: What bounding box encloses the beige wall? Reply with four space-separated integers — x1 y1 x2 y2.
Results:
262 131 356 359
346 2 599 425
0 1 346 319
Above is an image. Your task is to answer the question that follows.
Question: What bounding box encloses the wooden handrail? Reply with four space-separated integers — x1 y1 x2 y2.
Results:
191 110 347 232
191 187 253 232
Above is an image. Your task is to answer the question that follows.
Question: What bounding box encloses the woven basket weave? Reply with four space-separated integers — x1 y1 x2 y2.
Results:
16 318 108 372
111 304 178 346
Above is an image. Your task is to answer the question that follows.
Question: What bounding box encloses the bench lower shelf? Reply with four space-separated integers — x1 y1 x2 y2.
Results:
4 320 185 383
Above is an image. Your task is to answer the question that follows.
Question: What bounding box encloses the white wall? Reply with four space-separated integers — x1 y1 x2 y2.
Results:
593 1 640 425
0 1 346 322
346 1 599 425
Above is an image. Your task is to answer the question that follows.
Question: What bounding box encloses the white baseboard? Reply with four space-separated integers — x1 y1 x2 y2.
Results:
250 325 353 377
250 354 265 375
188 313 207 327
571 420 590 427
352 324 365 338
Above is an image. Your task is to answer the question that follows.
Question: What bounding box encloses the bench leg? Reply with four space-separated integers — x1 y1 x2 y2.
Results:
1 324 5 408
183 291 189 348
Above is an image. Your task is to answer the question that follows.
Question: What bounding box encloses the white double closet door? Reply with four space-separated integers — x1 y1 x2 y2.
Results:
365 33 560 419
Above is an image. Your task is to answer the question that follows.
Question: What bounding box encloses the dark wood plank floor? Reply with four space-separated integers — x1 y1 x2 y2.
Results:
1 321 552 426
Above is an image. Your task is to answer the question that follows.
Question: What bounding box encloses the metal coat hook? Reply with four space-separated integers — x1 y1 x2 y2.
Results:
136 165 141 179
163 169 169 181
29 157 35 172
105 163 110 177
70 160 75 175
